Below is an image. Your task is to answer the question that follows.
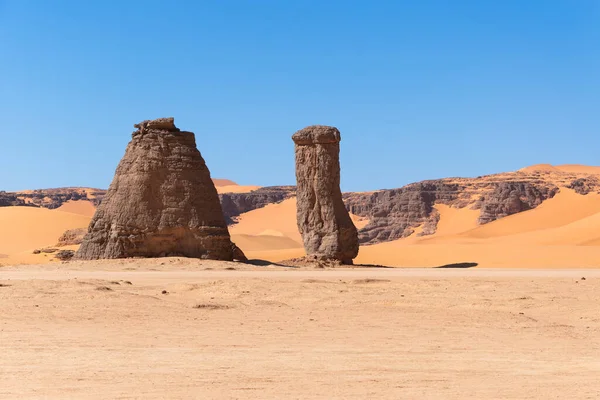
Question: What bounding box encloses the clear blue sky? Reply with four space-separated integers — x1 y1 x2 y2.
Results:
1 0 598 192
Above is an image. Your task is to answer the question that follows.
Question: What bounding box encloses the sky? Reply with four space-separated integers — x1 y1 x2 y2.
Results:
0 0 599 192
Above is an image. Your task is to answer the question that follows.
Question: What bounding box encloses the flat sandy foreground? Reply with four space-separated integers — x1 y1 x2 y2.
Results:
2 259 600 399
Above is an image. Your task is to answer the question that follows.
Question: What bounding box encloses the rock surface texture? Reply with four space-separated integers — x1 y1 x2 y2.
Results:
57 228 87 246
76 118 241 261
292 125 359 264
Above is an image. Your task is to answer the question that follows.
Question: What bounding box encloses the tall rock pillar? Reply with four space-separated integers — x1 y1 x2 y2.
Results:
292 125 359 264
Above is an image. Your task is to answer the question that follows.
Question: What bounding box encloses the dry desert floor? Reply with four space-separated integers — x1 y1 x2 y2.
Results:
2 259 600 399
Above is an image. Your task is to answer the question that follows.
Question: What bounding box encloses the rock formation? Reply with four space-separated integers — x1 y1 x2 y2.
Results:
57 228 87 246
292 125 359 264
476 182 558 224
344 180 559 244
76 117 243 261
0 188 105 209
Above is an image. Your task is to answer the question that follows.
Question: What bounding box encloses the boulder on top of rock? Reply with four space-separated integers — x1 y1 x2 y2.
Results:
76 117 245 261
292 125 359 264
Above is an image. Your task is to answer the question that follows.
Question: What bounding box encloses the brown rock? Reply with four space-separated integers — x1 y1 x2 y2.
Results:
292 125 359 264
568 177 599 195
57 228 87 246
55 250 75 261
231 243 248 262
477 182 558 224
75 117 236 261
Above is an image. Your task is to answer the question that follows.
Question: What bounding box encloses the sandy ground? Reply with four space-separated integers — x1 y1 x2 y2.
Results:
1 259 600 399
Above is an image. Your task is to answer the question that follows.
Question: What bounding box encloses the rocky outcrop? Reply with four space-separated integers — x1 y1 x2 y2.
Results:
0 188 105 209
219 186 296 224
0 192 27 207
344 179 559 244
292 125 358 264
344 182 461 243
57 228 87 246
477 182 558 224
567 177 600 195
76 117 243 261
55 250 75 261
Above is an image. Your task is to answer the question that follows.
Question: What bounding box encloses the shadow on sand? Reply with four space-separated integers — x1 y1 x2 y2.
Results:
245 259 298 268
435 262 478 269
353 263 395 269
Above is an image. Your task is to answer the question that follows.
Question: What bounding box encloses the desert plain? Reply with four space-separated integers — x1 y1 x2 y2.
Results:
2 165 600 398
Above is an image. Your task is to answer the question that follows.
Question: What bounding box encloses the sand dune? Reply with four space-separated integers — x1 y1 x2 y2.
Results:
229 198 303 243
431 204 479 237
555 164 600 175
211 178 261 193
519 163 600 175
518 163 560 173
55 200 96 217
455 189 600 239
0 207 91 265
212 178 238 186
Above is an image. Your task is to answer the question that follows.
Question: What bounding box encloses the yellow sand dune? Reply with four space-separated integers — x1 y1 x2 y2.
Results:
0 207 91 265
555 164 600 175
519 163 600 175
56 200 97 217
229 198 302 243
432 204 480 237
211 178 261 193
212 179 238 186
454 189 600 239
518 163 560 173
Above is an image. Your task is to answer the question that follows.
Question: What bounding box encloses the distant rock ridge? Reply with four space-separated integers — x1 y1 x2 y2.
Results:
5 165 600 247
0 188 105 209
344 179 559 244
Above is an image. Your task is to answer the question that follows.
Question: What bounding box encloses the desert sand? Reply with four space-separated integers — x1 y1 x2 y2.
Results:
56 199 97 217
1 260 599 399
213 178 261 194
0 206 90 265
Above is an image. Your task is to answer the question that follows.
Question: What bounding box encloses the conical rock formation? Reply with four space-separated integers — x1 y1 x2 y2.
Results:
292 125 359 264
76 117 242 261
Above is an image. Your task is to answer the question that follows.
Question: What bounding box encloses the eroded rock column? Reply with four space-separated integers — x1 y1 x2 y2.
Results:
76 117 244 261
292 125 359 264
